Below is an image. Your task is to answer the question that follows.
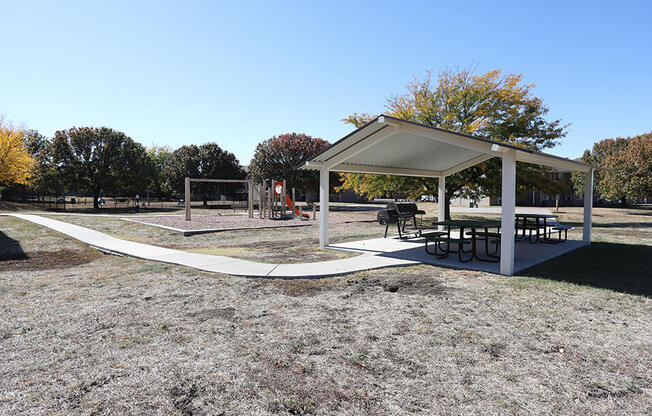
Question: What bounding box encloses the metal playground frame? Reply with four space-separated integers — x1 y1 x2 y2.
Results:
184 177 254 221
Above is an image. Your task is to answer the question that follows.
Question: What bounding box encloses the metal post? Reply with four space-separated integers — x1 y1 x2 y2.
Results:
268 180 273 219
184 177 191 221
500 149 516 276
299 205 303 221
259 183 263 219
247 180 253 218
292 187 296 216
312 204 316 220
583 169 594 244
319 167 329 248
282 179 287 217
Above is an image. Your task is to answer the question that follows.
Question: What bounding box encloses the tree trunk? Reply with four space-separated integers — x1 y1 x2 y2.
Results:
445 195 451 221
93 194 100 209
203 194 208 207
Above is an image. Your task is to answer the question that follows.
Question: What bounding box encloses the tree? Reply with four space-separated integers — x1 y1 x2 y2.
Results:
23 129 48 156
3 129 51 201
339 67 568 219
146 145 172 196
599 133 651 204
48 127 152 208
248 133 331 195
32 139 67 198
571 137 629 204
0 120 35 187
162 143 245 203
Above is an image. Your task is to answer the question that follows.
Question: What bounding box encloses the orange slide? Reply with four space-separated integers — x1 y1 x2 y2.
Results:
286 195 310 218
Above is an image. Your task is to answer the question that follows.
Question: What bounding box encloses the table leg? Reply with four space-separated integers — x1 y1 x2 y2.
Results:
517 217 526 240
443 224 452 256
539 217 562 244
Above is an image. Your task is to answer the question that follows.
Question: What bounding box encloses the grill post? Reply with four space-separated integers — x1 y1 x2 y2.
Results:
185 177 191 221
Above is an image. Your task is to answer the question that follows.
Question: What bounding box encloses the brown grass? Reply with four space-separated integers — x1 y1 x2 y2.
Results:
0 207 650 415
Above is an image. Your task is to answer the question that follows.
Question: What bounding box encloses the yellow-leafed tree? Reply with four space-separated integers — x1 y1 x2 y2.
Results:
0 121 35 186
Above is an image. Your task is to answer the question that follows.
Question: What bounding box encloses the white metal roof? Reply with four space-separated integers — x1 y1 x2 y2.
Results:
300 115 595 175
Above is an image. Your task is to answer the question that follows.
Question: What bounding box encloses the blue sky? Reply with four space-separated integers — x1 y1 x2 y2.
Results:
2 0 651 164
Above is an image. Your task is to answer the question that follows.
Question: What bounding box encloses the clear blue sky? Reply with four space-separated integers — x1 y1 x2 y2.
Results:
2 0 651 164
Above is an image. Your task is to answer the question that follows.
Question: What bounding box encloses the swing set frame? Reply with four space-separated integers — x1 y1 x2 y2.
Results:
184 177 254 221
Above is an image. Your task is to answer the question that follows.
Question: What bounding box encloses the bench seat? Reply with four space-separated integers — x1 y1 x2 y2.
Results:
427 235 472 244
466 231 501 238
421 231 447 238
552 224 573 230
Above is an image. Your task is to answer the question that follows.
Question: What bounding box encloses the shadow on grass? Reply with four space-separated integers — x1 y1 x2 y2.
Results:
0 230 27 261
520 242 652 297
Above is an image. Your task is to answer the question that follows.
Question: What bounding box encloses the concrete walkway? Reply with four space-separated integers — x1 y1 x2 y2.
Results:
8 214 417 278
8 212 580 278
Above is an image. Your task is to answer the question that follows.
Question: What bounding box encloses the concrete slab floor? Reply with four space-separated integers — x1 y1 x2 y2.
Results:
329 237 586 274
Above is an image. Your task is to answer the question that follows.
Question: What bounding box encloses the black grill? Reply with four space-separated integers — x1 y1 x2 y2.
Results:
377 201 425 239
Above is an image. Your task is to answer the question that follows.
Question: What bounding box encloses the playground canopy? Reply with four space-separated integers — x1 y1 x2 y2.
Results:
300 115 599 276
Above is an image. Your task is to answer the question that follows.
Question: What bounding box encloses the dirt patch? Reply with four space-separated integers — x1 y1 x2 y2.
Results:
0 248 100 271
258 266 449 297
170 381 200 416
346 270 449 297
186 307 237 322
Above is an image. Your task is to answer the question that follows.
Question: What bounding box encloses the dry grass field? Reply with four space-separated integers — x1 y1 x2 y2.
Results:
1 205 650 415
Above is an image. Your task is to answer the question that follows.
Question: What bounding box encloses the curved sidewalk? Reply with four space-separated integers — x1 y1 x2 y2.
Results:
7 214 417 278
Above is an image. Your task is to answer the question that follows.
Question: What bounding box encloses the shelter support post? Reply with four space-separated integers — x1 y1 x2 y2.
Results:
583 169 594 244
438 176 446 223
184 177 191 221
319 167 329 248
500 149 516 276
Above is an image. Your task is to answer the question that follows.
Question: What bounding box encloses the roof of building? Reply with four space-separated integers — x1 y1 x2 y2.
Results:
300 115 596 176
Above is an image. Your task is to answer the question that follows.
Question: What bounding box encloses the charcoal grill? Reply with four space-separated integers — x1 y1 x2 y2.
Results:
377 201 426 239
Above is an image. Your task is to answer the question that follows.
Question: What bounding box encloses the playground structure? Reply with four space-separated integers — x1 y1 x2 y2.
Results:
184 177 313 221
257 179 313 220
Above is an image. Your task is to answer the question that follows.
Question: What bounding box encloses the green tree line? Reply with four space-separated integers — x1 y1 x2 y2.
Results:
4 125 331 208
8 127 248 208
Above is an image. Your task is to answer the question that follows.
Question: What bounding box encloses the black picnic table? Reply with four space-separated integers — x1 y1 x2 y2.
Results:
420 219 502 263
514 213 558 243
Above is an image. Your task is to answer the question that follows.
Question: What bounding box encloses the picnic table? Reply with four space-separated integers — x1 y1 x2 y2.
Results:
420 219 502 263
515 213 559 243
